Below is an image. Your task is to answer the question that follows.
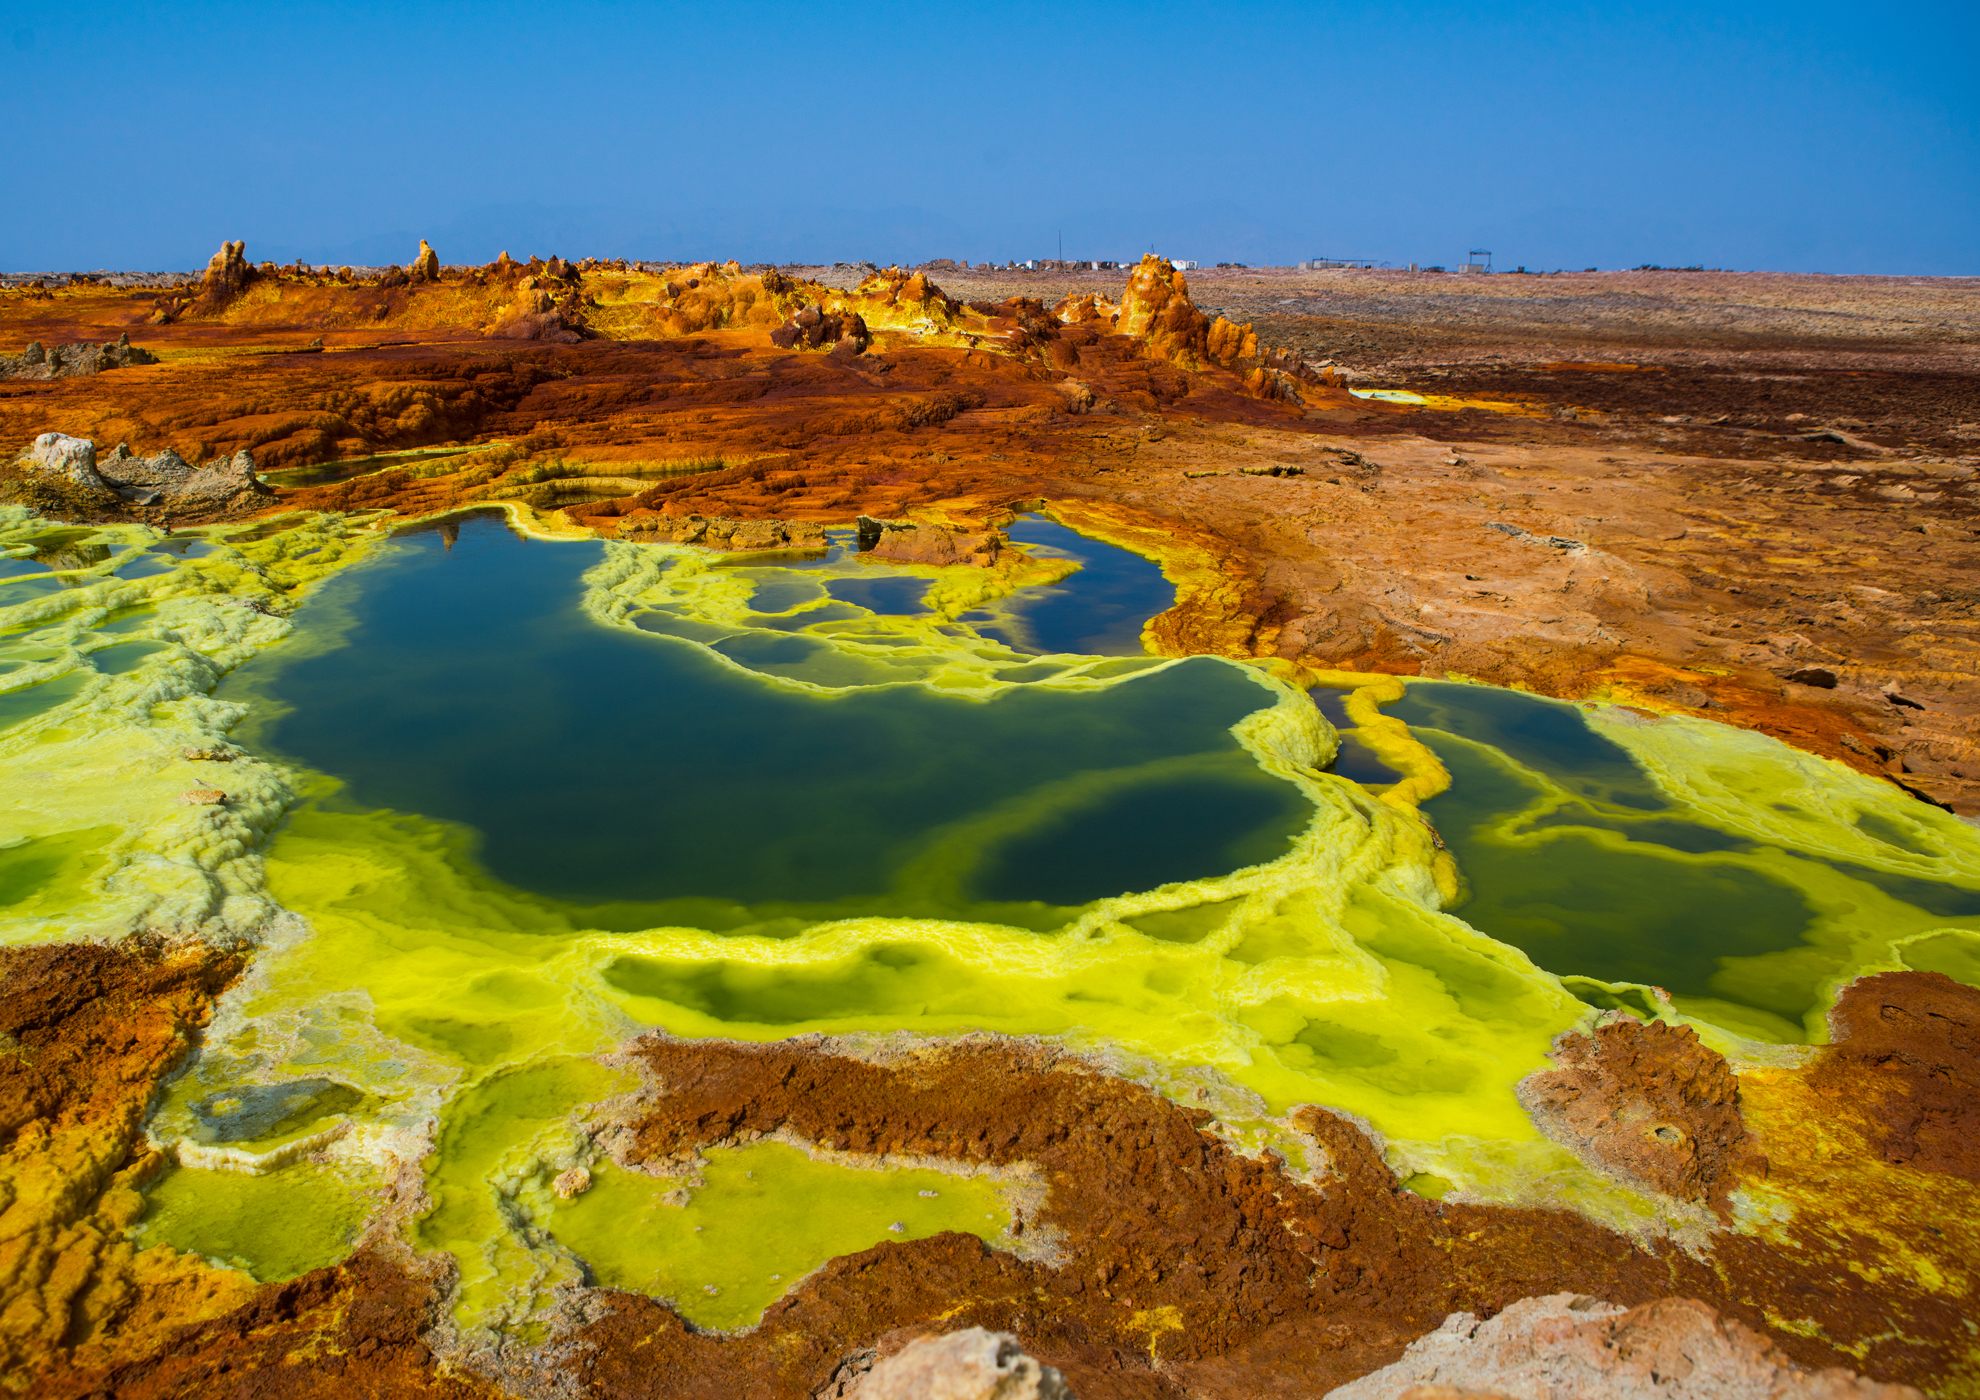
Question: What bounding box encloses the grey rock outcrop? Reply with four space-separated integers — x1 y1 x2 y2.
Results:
14 434 271 516
841 1329 1074 1400
0 333 157 380
24 433 112 489
1326 1294 1918 1400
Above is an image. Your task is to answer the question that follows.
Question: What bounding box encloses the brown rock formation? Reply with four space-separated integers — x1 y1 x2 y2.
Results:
411 239 441 283
618 512 829 553
856 513 1002 566
148 240 258 323
1113 255 1313 402
771 302 870 353
197 239 254 306
1520 1016 1765 1216
1327 1293 1918 1400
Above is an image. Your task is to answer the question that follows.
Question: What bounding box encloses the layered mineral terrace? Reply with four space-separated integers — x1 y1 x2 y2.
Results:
0 246 1976 1398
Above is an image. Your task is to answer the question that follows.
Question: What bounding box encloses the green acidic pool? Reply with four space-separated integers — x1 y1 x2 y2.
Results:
216 513 1312 923
1392 681 1980 1041
549 1140 1018 1332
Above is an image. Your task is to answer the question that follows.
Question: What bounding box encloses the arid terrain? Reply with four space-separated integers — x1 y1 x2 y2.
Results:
2 247 1977 1398
8 256 1974 812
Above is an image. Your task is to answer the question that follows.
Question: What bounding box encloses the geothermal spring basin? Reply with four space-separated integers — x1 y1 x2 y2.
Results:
3 504 1978 1340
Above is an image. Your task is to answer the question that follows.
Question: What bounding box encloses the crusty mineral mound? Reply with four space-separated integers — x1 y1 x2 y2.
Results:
22 432 112 488
0 333 156 381
852 267 964 333
839 1329 1074 1400
99 442 271 515
619 512 828 554
1519 1016 1764 1216
1326 1293 1920 1400
1811 970 1980 1178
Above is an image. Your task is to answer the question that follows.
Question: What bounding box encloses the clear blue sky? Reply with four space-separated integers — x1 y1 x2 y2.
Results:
4 0 1974 273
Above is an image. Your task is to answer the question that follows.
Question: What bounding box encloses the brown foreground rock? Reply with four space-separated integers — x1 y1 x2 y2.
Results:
1520 1017 1766 1217
1327 1293 1920 1400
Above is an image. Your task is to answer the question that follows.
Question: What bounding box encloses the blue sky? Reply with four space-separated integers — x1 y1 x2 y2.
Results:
3 0 1974 273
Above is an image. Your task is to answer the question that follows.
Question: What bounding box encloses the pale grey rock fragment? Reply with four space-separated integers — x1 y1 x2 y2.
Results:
24 432 109 488
1327 1293 1918 1400
841 1328 1075 1400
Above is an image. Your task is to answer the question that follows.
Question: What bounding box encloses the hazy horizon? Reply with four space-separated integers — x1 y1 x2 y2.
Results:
4 0 1975 277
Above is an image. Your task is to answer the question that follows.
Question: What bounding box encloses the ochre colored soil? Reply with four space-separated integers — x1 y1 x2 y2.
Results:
11 933 1978 1397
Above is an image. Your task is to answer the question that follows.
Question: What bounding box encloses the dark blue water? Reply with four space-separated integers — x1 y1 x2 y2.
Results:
226 514 1310 926
824 576 929 616
965 517 1175 655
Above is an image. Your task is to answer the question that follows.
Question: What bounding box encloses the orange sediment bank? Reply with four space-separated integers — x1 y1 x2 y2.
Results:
8 932 1976 1396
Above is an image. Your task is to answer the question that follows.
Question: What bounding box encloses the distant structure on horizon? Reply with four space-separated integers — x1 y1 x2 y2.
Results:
1299 256 1383 270
1459 248 1494 274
